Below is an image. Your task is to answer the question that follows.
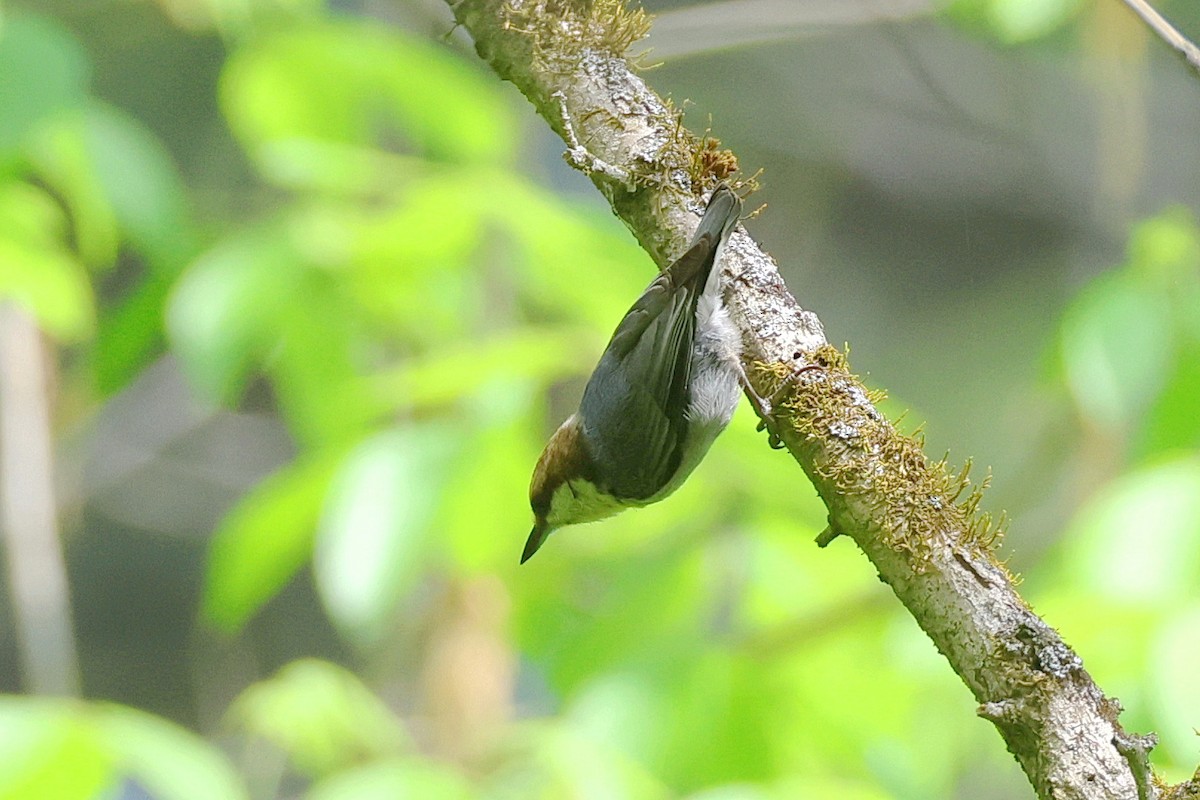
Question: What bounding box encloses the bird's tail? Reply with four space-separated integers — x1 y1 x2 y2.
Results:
692 184 741 249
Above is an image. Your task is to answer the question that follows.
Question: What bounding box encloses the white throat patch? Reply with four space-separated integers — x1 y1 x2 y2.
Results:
547 478 627 528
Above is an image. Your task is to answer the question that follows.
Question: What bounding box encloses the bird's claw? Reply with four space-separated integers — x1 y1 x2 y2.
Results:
744 383 787 449
756 416 787 449
748 364 827 450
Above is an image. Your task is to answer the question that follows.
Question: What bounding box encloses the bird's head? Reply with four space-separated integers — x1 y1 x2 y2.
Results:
523 414 625 562
523 415 582 563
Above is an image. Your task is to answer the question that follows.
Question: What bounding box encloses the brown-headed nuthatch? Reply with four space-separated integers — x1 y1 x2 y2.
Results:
523 185 747 563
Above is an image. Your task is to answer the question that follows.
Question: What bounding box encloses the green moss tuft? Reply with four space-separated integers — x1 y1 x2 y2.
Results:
756 345 1008 565
500 0 652 68
497 1 759 199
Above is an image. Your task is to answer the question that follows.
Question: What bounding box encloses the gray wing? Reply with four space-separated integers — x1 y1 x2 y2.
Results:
577 236 717 500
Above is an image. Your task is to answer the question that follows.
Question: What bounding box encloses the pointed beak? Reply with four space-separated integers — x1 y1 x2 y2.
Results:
521 521 550 564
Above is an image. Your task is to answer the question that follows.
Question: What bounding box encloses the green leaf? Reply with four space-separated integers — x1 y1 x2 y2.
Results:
94 270 177 394
314 426 457 644
1057 271 1171 431
515 546 712 695
340 172 486 341
0 698 247 800
493 721 668 800
370 328 584 412
0 180 93 340
1148 604 1200 769
740 512 878 634
25 109 120 269
167 228 297 402
203 452 342 631
1058 456 1200 603
763 777 893 800
1137 342 1200 457
269 273 375 447
1126 207 1200 290
0 14 89 158
943 0 1083 42
170 222 376 446
656 651 779 788
684 786 773 800
97 704 248 800
986 0 1083 42
308 759 472 800
42 102 198 390
0 697 113 800
232 659 409 777
220 21 514 173
83 101 200 268
439 409 544 572
0 180 67 248
494 181 650 331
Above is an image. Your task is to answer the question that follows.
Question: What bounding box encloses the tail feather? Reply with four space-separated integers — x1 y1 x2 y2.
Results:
694 185 740 246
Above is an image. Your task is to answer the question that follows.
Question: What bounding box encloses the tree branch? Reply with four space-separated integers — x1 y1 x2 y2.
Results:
0 305 80 696
1121 0 1200 77
443 1 1175 797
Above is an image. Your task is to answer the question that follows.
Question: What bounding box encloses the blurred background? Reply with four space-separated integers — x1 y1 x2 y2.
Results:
0 0 1198 797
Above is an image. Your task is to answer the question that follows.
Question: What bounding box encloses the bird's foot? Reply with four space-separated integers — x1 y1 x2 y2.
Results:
739 363 823 450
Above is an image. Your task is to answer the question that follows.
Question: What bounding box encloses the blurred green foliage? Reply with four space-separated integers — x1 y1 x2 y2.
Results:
0 696 246 800
0 2 1198 799
947 0 1085 42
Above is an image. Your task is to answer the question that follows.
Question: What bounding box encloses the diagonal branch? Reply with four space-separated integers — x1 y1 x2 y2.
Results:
1121 0 1200 77
443 1 1178 797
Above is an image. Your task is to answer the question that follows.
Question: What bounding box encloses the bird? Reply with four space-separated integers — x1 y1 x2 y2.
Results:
522 185 746 563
